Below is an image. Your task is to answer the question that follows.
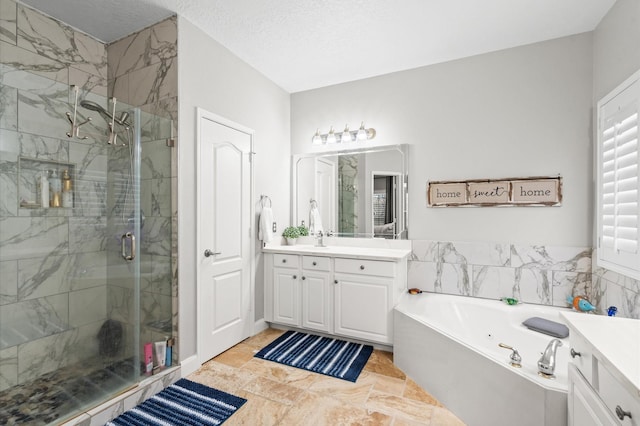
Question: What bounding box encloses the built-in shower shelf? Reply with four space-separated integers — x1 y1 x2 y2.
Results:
18 157 77 210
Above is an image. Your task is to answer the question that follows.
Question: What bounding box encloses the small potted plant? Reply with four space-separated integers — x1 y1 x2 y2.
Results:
297 225 309 237
282 226 301 245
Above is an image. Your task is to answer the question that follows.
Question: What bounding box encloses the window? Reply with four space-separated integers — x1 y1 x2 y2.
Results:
596 70 640 280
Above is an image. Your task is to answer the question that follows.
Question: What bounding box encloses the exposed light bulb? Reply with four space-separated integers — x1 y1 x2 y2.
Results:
356 122 367 141
312 128 323 145
326 127 337 144
341 125 351 143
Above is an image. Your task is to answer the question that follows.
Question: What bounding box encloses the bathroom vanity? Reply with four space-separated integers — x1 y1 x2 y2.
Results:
263 243 410 345
562 312 640 425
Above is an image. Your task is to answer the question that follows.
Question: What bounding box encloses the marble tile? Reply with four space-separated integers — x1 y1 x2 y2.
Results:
213 342 257 368
0 171 17 216
141 291 171 331
365 390 433 423
430 405 466 426
68 139 108 180
604 282 640 319
141 139 172 179
0 0 17 45
149 17 177 64
87 399 124 426
0 260 17 305
108 74 130 104
280 391 392 426
69 66 107 99
242 327 285 349
16 328 79 383
69 286 107 327
141 254 172 295
0 216 68 261
0 130 19 173
241 358 319 390
552 271 591 307
140 216 171 256
403 378 442 406
17 81 69 138
17 5 106 78
227 389 290 426
188 360 256 395
472 265 516 299
440 241 510 266
0 42 67 83
368 371 406 397
308 372 374 406
410 240 438 262
511 244 591 272
407 260 438 292
73 178 107 216
514 267 552 305
128 58 177 106
149 177 172 217
18 254 73 300
0 83 18 131
439 263 471 296
0 346 18 392
107 28 150 80
18 131 69 162
363 350 406 380
68 216 107 253
243 376 305 405
107 286 134 325
0 293 68 349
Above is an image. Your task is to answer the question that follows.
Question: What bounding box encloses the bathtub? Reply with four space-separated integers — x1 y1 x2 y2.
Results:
394 293 570 426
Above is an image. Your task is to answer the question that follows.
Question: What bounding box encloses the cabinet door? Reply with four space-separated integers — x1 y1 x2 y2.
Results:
334 273 392 344
273 267 300 326
568 364 618 426
301 270 331 333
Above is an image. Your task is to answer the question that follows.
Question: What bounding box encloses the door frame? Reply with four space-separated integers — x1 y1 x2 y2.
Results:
195 107 255 365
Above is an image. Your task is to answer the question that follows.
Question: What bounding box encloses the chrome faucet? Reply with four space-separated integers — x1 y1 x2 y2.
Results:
538 339 563 377
315 230 325 247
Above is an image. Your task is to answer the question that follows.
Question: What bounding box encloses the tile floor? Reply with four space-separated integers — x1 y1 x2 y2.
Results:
187 328 465 425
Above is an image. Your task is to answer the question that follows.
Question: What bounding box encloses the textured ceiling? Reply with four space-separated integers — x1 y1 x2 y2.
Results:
20 0 616 93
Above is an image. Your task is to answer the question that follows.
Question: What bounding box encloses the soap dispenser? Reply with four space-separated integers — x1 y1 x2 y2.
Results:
62 169 73 208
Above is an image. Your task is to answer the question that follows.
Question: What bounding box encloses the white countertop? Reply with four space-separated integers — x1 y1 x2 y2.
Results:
262 244 411 261
561 311 640 398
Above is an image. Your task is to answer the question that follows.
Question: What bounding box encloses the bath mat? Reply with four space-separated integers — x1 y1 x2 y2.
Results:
105 378 246 426
255 330 373 382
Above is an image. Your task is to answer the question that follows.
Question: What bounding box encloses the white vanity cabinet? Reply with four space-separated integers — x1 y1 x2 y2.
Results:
563 313 640 426
264 245 409 345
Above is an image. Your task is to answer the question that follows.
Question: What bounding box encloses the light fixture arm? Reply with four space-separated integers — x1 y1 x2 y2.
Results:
311 122 376 145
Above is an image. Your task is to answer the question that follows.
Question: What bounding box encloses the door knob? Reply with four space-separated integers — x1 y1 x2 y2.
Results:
204 249 221 257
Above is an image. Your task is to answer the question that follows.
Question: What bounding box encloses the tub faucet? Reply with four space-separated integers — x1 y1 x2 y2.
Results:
315 230 325 247
538 339 563 376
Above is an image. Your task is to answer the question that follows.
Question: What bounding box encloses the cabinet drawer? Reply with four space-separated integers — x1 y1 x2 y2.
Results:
334 258 395 277
569 332 594 385
302 256 331 271
273 254 299 269
598 362 639 425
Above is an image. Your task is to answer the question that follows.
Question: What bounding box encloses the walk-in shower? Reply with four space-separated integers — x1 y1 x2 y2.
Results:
0 4 175 423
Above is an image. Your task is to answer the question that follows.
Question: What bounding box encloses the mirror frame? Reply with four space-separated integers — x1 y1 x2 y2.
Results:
292 144 409 239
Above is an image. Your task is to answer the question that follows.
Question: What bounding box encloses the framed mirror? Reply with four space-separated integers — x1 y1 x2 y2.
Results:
292 144 409 239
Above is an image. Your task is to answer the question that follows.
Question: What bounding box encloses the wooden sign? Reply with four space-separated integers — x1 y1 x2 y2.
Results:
427 176 562 207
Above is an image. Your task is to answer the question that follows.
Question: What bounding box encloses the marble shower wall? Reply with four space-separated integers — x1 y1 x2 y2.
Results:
0 0 109 392
106 16 178 363
409 240 640 318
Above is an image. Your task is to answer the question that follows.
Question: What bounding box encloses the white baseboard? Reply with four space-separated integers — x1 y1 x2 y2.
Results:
179 355 200 377
254 318 269 335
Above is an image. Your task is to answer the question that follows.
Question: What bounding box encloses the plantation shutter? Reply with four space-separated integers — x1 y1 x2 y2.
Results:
597 73 640 279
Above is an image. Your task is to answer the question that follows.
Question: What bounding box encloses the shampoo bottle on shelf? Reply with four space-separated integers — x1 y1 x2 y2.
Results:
62 169 73 208
49 170 61 207
38 171 49 209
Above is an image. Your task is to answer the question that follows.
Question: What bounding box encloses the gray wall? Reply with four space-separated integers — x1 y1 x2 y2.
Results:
292 33 594 247
177 17 291 363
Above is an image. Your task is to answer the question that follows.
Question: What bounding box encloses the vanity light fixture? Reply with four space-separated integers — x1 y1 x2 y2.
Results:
311 122 376 144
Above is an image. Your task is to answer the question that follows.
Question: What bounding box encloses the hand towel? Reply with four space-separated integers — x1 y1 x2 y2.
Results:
259 207 274 242
309 206 323 234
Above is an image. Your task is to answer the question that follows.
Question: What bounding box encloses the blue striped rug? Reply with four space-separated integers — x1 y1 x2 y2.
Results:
255 331 373 382
106 379 246 426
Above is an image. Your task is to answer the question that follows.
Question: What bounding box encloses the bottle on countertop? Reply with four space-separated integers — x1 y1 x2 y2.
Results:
62 169 73 208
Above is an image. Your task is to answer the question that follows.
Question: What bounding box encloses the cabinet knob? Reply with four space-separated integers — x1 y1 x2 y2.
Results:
282 259 286 263
312 261 317 266
302 276 306 280
293 275 297 279
334 280 338 284
360 265 365 270
616 406 632 421
570 348 581 358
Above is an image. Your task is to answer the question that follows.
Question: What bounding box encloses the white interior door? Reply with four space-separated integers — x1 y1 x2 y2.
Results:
197 109 253 363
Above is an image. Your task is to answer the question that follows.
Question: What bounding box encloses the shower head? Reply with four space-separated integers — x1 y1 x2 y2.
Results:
80 100 131 127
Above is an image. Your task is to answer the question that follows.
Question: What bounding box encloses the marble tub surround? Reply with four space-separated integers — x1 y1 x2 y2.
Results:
409 240 592 309
592 256 640 319
186 328 464 426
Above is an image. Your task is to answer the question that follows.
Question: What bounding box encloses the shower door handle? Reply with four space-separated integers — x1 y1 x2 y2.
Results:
121 232 135 261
